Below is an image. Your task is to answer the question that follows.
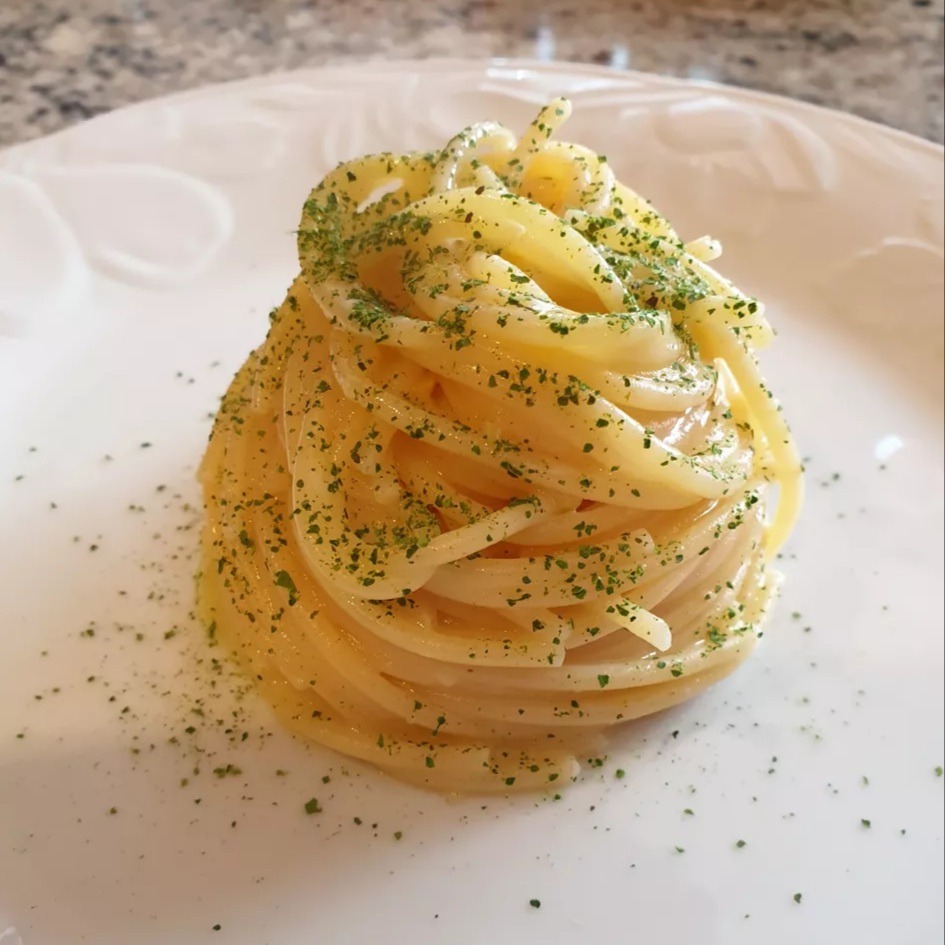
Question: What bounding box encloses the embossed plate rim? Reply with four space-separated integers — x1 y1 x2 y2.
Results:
2 58 942 163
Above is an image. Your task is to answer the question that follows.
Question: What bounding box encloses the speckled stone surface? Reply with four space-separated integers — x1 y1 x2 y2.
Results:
1 0 943 148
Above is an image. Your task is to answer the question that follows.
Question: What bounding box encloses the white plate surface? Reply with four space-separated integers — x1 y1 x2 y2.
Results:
0 61 942 945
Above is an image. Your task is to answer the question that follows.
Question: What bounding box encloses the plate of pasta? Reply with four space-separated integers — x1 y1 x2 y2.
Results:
0 61 941 945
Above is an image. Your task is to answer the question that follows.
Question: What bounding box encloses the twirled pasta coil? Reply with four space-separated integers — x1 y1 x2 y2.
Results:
199 100 802 792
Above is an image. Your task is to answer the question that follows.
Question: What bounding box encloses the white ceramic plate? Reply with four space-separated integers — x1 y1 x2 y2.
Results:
1 61 942 945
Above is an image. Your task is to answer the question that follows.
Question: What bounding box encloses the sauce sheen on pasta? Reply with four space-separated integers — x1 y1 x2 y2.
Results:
199 99 802 792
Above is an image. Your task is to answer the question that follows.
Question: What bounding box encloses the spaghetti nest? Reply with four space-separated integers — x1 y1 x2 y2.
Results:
199 99 802 792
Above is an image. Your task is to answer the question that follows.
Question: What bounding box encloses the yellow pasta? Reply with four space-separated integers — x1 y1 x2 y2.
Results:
198 99 802 793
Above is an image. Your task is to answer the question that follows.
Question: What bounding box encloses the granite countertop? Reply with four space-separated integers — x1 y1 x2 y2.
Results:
1 0 943 148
